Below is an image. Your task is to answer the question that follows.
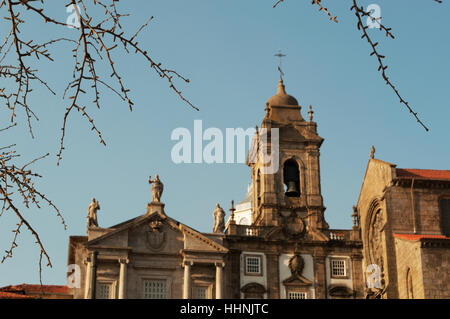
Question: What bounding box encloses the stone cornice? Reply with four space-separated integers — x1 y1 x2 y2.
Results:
393 178 450 189
87 246 132 251
224 236 362 248
420 239 450 248
179 224 229 253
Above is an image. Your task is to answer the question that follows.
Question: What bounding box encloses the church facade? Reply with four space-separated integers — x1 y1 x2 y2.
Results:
67 79 450 299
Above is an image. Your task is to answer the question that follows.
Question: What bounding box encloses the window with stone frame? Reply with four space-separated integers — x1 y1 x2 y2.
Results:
287 290 308 299
193 286 209 299
241 282 266 299
96 282 113 299
330 258 348 278
142 279 167 299
440 198 450 237
245 255 262 276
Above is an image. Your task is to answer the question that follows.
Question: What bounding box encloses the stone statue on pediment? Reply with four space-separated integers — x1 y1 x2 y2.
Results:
212 203 225 233
87 198 100 229
149 174 164 203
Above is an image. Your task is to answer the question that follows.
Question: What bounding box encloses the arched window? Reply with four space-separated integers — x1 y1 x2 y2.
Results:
241 283 266 299
239 217 250 225
406 268 414 299
283 159 300 197
256 170 261 206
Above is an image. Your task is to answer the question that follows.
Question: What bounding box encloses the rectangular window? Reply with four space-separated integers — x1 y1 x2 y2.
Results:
440 199 450 237
143 279 167 299
288 291 307 299
331 259 347 278
193 286 208 299
96 283 113 299
245 255 262 275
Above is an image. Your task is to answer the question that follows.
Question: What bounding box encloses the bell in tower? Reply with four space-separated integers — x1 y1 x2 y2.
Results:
246 52 328 232
247 75 327 232
284 159 300 197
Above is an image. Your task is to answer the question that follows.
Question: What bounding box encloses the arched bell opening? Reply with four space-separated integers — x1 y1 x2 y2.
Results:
283 159 300 197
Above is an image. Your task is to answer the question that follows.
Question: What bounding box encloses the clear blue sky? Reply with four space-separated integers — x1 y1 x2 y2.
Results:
0 0 449 286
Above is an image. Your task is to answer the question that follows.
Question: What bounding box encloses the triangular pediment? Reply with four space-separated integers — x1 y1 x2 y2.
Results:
84 211 168 246
85 213 150 247
85 210 228 254
282 274 312 287
181 224 228 253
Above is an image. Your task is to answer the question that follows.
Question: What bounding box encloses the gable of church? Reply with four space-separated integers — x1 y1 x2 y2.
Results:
85 211 227 255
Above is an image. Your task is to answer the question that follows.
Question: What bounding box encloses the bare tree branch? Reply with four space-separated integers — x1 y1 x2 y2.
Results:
0 0 197 166
350 0 429 131
273 0 437 131
0 127 67 279
0 0 198 282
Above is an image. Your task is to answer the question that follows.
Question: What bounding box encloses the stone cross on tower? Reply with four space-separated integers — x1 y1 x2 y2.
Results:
274 50 286 80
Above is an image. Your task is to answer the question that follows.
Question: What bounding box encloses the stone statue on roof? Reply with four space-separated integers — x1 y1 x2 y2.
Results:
87 198 100 229
212 203 226 234
149 174 164 203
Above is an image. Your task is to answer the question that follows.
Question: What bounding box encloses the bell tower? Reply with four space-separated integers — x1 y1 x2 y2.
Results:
248 78 328 233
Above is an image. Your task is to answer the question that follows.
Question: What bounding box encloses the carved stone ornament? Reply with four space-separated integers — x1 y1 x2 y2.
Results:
149 219 163 231
281 213 305 239
146 218 165 250
288 254 304 277
366 208 386 295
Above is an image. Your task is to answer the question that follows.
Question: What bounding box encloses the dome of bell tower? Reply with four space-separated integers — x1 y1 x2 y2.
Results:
266 78 299 107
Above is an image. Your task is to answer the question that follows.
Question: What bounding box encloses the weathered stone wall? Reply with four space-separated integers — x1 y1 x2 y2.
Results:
386 186 449 235
357 159 398 298
421 246 450 299
67 236 89 299
393 238 424 299
224 234 364 299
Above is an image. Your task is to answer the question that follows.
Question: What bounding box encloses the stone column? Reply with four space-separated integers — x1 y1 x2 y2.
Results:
84 257 92 299
215 262 224 299
90 251 98 299
266 253 280 298
351 253 364 298
118 258 129 299
183 261 192 299
313 249 327 299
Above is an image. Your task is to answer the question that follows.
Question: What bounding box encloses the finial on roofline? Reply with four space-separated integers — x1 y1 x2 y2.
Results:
308 105 314 122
